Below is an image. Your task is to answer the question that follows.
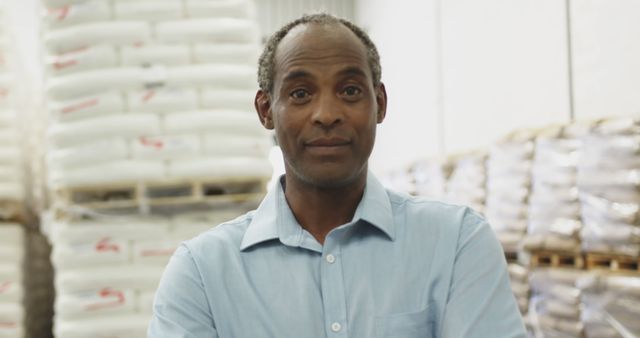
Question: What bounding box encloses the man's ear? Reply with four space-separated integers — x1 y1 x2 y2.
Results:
375 82 388 124
254 90 274 130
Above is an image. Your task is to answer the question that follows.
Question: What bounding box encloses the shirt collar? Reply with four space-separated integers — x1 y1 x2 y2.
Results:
240 172 395 251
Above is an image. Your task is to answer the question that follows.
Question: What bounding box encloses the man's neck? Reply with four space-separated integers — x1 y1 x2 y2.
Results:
283 172 367 245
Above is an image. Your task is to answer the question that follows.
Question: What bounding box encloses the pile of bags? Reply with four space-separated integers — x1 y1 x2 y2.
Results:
444 152 486 214
42 0 272 188
577 117 640 256
0 224 24 338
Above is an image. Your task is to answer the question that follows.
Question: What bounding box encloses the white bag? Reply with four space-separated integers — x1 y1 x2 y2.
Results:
48 159 166 188
51 219 171 244
0 182 23 200
48 137 129 170
131 239 180 266
131 134 201 160
46 45 118 76
55 265 165 294
168 156 272 180
202 134 271 158
200 88 255 111
51 238 131 270
47 113 160 147
138 290 156 314
0 224 23 245
193 43 258 65
44 1 111 30
49 91 126 121
121 44 190 67
47 67 147 100
0 279 24 303
185 0 254 19
114 0 183 21
55 287 136 320
0 146 20 165
0 302 23 337
166 64 256 89
163 110 264 135
44 21 151 54
127 87 198 113
54 313 150 338
156 18 259 44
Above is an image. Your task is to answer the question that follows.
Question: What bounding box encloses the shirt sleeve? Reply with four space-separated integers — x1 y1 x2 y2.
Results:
440 209 528 338
148 245 218 338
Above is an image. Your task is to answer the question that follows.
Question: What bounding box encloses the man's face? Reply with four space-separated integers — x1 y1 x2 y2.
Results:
256 23 387 188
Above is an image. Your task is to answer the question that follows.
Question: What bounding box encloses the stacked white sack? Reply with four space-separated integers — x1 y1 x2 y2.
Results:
42 0 273 189
524 125 587 253
444 152 486 214
579 273 640 337
507 264 530 318
0 224 24 338
528 268 586 338
49 208 247 338
0 5 23 205
409 159 450 200
485 133 535 252
577 117 640 256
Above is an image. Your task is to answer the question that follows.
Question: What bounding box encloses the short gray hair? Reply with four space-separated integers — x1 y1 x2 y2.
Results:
257 13 382 94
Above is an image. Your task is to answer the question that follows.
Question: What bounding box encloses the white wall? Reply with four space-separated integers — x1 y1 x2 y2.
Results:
355 0 442 173
571 0 640 120
356 0 640 172
441 0 571 153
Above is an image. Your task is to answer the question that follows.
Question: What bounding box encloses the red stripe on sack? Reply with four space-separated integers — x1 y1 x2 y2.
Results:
53 59 78 70
139 136 164 150
61 98 99 114
85 288 125 311
141 249 176 257
0 282 11 293
141 90 155 102
95 237 120 253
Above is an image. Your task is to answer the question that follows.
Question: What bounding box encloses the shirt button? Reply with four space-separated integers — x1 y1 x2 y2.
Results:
331 322 341 332
326 254 336 264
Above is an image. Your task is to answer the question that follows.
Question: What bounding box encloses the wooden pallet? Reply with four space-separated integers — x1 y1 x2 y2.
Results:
529 250 584 269
504 251 519 264
585 253 640 274
53 177 268 211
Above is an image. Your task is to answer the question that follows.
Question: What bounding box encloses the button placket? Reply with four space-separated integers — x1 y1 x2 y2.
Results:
320 233 348 337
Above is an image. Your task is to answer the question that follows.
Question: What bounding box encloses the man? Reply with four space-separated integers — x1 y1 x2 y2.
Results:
149 13 527 338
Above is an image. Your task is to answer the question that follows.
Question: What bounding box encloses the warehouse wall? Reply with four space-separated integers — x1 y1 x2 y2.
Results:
356 0 640 171
355 0 442 173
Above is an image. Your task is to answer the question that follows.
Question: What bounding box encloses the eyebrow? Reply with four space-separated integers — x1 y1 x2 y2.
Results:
282 70 314 83
337 66 368 79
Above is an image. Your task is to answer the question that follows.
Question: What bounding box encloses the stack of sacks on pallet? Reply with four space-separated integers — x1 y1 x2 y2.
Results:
507 264 530 325
383 168 415 195
408 159 450 200
0 6 23 213
579 273 640 337
49 208 245 338
524 124 587 253
577 117 640 256
485 131 535 253
42 0 272 189
529 268 585 338
23 230 55 338
444 152 486 214
0 224 24 338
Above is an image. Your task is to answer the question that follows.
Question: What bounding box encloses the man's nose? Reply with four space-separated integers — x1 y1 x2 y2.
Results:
312 94 343 128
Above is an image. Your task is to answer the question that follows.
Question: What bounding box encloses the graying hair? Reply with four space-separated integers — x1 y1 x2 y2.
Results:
257 13 382 94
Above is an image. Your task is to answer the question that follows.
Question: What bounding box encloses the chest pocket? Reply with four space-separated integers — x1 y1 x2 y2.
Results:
375 305 433 338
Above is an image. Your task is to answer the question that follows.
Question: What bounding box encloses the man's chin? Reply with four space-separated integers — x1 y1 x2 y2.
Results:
295 167 366 190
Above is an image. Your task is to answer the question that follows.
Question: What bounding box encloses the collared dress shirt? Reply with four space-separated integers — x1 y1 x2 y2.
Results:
148 173 527 338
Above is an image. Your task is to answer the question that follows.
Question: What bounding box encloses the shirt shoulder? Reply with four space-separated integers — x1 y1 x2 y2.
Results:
386 189 490 249
183 211 255 259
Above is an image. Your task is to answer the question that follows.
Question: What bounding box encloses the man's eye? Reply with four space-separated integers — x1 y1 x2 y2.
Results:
342 86 362 96
290 89 309 99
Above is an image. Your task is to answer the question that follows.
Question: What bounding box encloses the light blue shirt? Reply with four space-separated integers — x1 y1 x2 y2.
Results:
149 173 527 338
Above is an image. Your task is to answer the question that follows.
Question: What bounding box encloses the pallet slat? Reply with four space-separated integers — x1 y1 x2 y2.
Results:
529 250 584 269
585 253 640 274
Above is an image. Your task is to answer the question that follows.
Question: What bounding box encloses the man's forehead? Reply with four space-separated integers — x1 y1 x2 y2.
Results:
273 22 369 75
